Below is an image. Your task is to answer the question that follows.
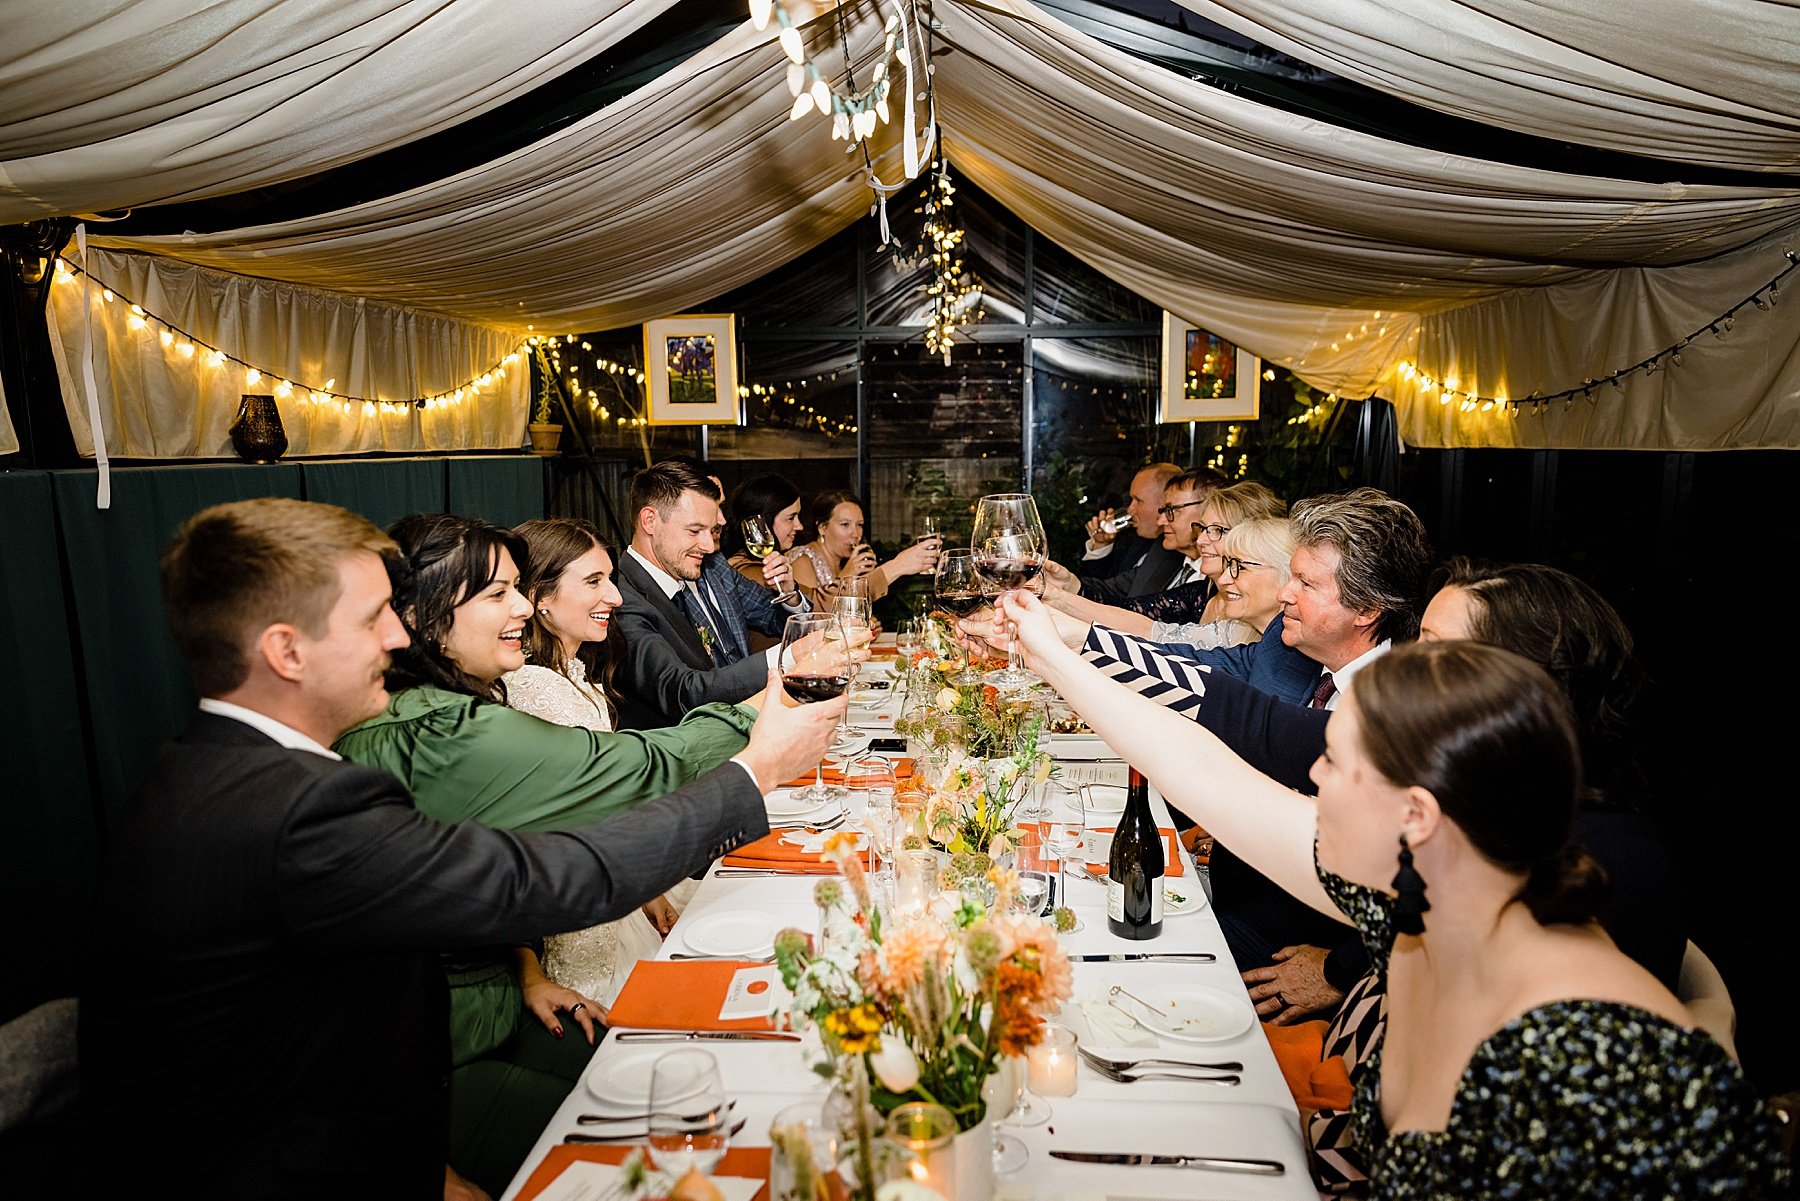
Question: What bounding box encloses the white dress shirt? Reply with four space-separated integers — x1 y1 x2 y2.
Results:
198 697 340 759
1316 639 1393 710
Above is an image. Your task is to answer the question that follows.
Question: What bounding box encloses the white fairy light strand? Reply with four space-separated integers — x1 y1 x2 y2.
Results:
1398 250 1798 416
53 256 524 413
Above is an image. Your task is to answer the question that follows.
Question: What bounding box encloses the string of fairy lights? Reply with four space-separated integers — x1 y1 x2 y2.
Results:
54 256 523 413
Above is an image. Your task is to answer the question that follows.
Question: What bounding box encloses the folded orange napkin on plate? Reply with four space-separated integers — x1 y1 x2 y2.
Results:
1018 822 1186 878
722 831 870 874
779 757 914 789
517 1146 771 1201
608 961 780 1031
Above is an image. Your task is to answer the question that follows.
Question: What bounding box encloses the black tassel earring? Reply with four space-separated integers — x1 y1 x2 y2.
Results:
1391 834 1430 935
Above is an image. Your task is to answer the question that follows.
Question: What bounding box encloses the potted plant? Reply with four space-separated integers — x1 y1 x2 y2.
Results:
528 345 562 455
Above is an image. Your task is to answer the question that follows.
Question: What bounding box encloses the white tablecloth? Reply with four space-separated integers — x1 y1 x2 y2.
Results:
501 662 1316 1200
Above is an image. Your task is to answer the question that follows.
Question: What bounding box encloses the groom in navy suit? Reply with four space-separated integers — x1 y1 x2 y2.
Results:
79 498 841 1199
612 459 811 728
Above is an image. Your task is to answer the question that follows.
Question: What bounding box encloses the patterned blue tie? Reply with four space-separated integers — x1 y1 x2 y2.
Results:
677 585 733 666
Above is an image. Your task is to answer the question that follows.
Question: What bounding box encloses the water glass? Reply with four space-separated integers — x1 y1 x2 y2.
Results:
647 1050 730 1178
769 1101 843 1201
894 849 938 912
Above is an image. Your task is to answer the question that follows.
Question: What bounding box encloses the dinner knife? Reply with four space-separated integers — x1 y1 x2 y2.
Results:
1048 1150 1285 1175
612 1030 800 1042
1071 953 1216 963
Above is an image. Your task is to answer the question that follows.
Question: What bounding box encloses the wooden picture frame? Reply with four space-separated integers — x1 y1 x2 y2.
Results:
643 314 741 425
1159 311 1261 422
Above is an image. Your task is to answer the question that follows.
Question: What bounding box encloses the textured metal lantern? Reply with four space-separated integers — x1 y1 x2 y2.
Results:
229 394 288 463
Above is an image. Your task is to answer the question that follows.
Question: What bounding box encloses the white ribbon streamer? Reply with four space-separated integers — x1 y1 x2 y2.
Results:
75 224 111 509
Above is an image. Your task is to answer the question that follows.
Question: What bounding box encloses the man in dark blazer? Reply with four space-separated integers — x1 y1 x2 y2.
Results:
79 498 840 1200
613 460 809 729
1069 462 1185 599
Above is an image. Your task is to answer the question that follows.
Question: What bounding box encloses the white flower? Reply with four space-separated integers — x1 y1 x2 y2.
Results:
869 1038 921 1093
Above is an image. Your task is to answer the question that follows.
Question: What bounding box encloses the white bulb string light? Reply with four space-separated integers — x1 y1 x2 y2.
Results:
54 256 525 413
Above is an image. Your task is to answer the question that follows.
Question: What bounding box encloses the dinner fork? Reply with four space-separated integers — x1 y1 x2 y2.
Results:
564 1115 748 1144
1084 1059 1240 1086
1078 1046 1241 1073
578 1099 739 1125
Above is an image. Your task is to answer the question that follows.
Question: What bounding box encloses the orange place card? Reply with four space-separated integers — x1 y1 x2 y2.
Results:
722 831 870 874
608 961 780 1031
517 1146 772 1201
779 757 914 789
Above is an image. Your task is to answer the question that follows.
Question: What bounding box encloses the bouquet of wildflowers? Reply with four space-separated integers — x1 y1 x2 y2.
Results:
774 837 1073 1136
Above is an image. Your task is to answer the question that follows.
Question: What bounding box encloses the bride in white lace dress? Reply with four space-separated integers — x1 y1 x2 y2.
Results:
503 518 692 1006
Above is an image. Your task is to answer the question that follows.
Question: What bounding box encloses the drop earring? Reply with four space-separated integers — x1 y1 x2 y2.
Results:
1391 833 1430 935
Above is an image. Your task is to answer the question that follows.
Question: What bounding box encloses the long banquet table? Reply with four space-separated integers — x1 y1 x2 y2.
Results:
501 658 1315 1201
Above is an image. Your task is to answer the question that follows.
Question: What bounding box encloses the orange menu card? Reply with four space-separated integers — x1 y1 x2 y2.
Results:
517 1146 771 1201
607 960 780 1032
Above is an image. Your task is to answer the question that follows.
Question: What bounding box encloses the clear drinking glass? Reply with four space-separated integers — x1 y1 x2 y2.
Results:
843 755 897 904
647 1049 731 1178
781 612 849 805
983 1057 1029 1172
971 493 1046 691
769 1101 842 1201
827 594 873 765
933 549 985 686
743 515 800 604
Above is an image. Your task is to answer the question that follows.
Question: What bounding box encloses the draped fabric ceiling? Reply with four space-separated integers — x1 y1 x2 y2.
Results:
4 0 1799 456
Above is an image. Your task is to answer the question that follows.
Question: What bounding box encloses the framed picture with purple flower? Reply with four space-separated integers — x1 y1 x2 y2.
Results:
1159 310 1261 422
643 313 741 424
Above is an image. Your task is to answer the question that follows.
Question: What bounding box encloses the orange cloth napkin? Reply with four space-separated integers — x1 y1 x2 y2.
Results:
517 1146 772 1201
779 757 914 789
608 961 780 1031
1019 822 1186 878
721 831 870 874
1263 1019 1355 1112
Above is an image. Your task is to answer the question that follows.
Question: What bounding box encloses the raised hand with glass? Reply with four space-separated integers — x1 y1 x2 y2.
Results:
780 612 850 804
972 492 1046 691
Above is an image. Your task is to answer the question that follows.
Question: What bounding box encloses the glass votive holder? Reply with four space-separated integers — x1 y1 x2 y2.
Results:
883 1101 957 1200
769 1100 842 1201
1025 1025 1079 1097
894 849 939 912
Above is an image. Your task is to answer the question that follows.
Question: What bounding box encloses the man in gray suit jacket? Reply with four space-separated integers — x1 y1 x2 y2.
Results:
79 498 839 1200
612 460 809 729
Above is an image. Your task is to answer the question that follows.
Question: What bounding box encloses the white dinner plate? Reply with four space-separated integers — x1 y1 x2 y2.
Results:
585 1048 711 1109
766 792 838 819
1162 879 1208 916
1082 784 1127 814
1116 985 1252 1044
680 910 779 957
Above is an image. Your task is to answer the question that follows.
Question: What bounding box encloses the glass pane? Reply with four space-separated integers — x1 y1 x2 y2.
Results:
864 172 1025 328
1030 236 1158 326
708 339 859 500
704 233 860 328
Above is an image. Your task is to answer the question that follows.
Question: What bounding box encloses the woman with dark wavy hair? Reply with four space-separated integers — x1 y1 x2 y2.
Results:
992 588 1788 1198
334 512 766 1194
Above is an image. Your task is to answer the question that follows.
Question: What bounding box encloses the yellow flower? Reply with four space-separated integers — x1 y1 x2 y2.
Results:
823 1003 884 1054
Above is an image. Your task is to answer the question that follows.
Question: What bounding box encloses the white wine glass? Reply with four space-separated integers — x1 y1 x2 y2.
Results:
647 1049 731 1178
781 612 849 805
742 515 800 605
971 493 1045 691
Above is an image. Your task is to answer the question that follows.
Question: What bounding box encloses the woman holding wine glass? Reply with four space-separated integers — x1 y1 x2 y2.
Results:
791 490 941 611
727 474 809 605
972 493 1047 691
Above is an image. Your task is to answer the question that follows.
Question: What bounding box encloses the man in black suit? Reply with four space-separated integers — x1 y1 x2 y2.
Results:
612 460 808 729
1053 464 1226 604
78 498 839 1200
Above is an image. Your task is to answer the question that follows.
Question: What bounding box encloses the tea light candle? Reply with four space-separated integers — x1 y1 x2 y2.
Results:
1026 1026 1078 1097
884 1102 956 1200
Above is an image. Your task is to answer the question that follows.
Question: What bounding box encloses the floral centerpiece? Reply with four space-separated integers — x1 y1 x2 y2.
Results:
773 838 1072 1197
896 682 1051 859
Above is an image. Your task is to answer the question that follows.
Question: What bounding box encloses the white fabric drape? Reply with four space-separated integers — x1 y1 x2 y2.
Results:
1167 1 1800 173
45 247 526 458
0 0 679 222
0 372 16 456
92 14 906 334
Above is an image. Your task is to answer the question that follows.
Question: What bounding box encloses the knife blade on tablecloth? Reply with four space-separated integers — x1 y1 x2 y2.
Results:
1048 1150 1284 1175
612 1030 801 1042
1070 953 1216 963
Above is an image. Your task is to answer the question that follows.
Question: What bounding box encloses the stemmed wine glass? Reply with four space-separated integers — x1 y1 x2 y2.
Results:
827 592 874 764
933 548 985 686
971 493 1046 691
781 612 849 805
742 515 800 605
647 1049 732 1179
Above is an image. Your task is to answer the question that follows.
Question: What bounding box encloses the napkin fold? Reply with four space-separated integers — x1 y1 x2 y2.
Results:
516 1146 771 1201
722 830 870 874
1018 822 1186 878
1078 995 1160 1048
607 961 780 1031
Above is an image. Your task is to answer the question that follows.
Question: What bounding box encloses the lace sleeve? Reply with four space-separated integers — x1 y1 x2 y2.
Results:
1114 578 1210 624
1149 617 1261 649
502 665 605 731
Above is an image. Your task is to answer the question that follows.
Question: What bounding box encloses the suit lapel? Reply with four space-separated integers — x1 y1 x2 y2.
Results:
701 560 751 662
618 553 712 668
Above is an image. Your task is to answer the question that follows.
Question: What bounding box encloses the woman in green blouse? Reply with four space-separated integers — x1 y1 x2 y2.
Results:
334 512 766 1193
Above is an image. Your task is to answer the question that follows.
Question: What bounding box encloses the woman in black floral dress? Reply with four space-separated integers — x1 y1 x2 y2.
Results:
993 589 1789 1198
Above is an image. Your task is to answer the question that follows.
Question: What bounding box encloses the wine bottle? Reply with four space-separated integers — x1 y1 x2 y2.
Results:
1106 767 1164 940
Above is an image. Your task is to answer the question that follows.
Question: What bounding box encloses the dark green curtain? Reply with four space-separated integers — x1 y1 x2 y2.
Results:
447 456 545 528
301 458 448 530
0 472 96 1015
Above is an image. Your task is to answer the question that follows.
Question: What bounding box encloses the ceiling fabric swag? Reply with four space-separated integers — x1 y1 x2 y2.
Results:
44 247 527 459
0 0 681 223
90 11 904 333
1165 0 1800 173
0 373 15 456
